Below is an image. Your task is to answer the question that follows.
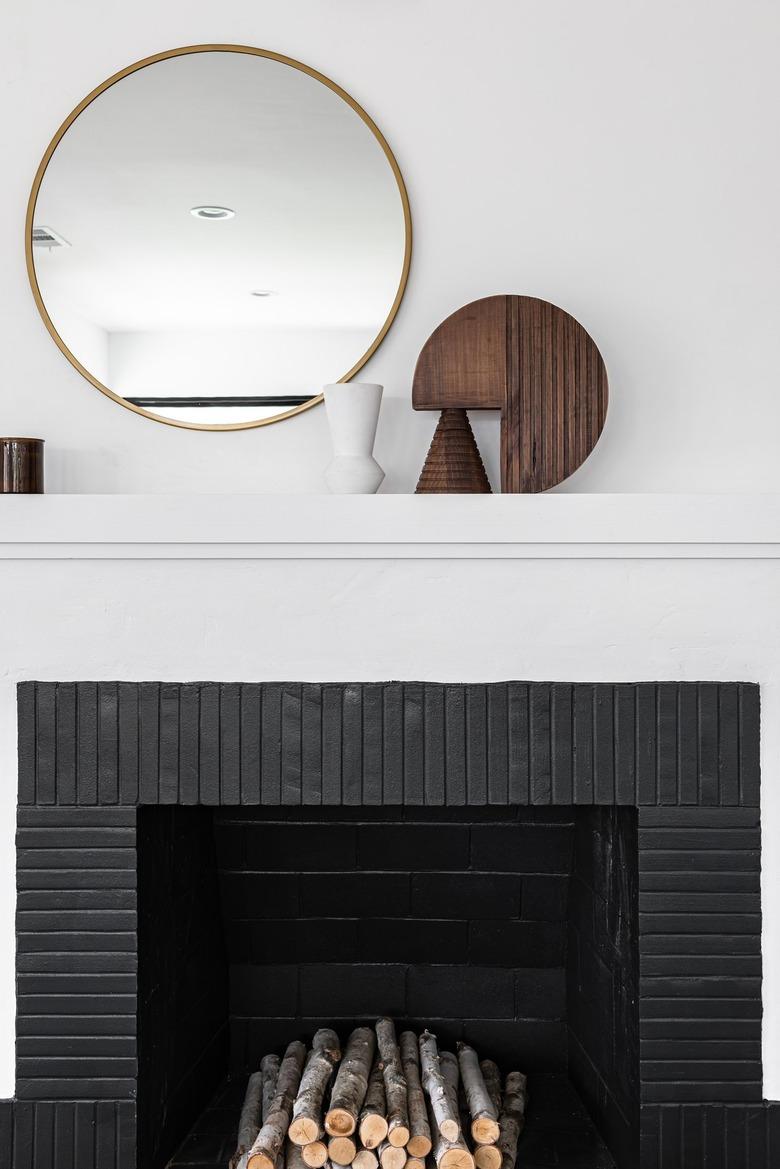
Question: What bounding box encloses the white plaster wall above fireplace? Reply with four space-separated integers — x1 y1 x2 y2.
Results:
1 493 780 1103
4 0 780 493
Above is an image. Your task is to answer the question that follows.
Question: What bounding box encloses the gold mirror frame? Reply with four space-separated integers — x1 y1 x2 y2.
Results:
25 44 413 431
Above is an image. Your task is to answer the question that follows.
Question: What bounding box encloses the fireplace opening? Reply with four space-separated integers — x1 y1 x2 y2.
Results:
137 806 639 1169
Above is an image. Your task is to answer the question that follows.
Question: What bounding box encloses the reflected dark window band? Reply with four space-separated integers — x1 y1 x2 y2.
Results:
124 395 316 408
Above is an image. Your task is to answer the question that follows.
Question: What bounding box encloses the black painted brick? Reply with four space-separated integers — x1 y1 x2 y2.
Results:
515 968 567 1018
358 823 469 869
522 875 569 919
8 681 767 1169
359 684 382 806
471 824 573 872
300 963 407 1016
233 918 359 965
637 806 763 1108
300 872 409 917
469 919 566 966
18 681 761 808
229 963 299 1015
358 917 467 963
403 682 424 805
33 682 57 804
238 823 358 869
320 685 342 805
411 872 522 918
10 1100 136 1169
407 964 515 1018
16 1015 136 1037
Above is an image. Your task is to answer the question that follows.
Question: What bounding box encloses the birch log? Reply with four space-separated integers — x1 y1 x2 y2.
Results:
262 1055 282 1123
427 1100 474 1169
353 1148 379 1169
288 1140 309 1169
472 1061 502 1169
235 1071 264 1165
474 1143 502 1169
375 1018 410 1148
247 1041 307 1169
326 1027 376 1137
438 1051 460 1121
399 1031 431 1158
418 1031 459 1143
478 1062 501 1118
496 1073 527 1169
301 1143 328 1168
379 1141 407 1169
328 1137 357 1165
359 1060 389 1149
456 1044 499 1145
502 1073 527 1119
290 1029 342 1145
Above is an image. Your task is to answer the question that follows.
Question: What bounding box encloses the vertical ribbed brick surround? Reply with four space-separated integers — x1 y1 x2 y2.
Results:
5 680 773 1169
16 681 760 809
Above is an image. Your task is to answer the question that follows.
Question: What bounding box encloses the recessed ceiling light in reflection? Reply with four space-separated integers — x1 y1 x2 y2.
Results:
189 205 235 220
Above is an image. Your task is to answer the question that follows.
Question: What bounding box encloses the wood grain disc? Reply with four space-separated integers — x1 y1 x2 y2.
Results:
412 295 608 492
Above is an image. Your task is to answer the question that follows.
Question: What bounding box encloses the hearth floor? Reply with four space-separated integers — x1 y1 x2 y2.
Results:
167 1074 616 1169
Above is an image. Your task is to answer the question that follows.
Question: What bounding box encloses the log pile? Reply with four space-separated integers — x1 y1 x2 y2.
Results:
233 1022 528 1169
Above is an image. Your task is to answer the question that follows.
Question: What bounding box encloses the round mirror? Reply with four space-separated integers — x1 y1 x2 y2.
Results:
26 45 411 429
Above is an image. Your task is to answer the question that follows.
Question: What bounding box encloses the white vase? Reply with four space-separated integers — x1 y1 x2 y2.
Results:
323 382 385 494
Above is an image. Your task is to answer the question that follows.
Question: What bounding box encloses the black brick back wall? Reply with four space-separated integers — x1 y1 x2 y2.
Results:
215 807 574 1074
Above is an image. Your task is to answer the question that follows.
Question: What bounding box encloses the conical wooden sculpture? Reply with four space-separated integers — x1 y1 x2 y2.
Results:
415 409 491 493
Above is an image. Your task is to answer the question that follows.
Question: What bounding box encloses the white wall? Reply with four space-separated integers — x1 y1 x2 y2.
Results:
37 293 110 387
3 0 780 492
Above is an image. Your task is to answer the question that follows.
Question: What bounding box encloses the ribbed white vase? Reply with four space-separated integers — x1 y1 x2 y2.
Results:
323 382 385 494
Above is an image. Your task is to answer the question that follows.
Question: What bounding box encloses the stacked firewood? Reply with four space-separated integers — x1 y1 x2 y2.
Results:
231 1019 528 1169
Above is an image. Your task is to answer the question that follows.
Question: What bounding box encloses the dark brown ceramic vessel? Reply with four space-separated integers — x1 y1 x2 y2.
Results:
1 437 44 493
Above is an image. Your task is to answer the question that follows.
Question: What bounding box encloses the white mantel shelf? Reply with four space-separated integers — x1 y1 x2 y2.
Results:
1 494 780 559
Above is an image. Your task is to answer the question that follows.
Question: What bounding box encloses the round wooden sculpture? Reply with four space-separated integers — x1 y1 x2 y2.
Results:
412 295 608 493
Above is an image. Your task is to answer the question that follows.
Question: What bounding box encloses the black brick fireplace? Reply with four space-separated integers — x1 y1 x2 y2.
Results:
2 681 774 1169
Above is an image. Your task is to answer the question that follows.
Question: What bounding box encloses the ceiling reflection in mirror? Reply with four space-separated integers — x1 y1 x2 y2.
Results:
28 47 411 429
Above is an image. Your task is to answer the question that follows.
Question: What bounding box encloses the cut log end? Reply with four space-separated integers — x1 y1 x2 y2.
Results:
471 1118 500 1146
247 1154 276 1169
359 1113 389 1149
379 1142 408 1169
387 1125 410 1149
440 1119 460 1144
301 1142 329 1168
289 1117 322 1146
329 1136 357 1165
439 1149 475 1169
353 1149 379 1169
474 1146 502 1169
406 1135 432 1159
325 1109 357 1138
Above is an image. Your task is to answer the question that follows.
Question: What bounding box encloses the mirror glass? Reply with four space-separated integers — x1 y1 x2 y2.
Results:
28 47 410 429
